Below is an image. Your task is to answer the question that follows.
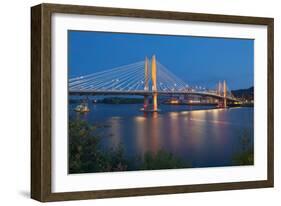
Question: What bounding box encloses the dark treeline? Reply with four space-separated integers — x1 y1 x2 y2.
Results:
98 97 143 104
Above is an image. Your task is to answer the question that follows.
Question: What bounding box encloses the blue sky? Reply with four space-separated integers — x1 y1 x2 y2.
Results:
68 31 254 90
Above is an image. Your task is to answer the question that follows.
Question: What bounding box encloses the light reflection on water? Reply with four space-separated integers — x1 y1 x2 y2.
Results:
69 104 253 168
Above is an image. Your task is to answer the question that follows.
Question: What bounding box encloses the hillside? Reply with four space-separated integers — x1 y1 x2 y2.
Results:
231 86 254 100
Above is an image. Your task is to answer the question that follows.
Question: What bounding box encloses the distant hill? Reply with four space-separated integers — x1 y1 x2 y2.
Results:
231 87 254 100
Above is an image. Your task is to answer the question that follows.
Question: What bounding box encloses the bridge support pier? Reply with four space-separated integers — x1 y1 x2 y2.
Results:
153 93 158 111
143 95 149 110
223 98 227 108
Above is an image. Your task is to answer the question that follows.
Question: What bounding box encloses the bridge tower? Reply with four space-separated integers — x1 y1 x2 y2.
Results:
217 80 227 108
218 81 222 96
223 80 227 108
151 55 158 111
143 57 149 110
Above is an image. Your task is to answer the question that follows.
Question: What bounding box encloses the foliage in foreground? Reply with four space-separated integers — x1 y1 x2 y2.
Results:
140 150 189 170
69 120 190 173
69 120 129 173
232 129 254 165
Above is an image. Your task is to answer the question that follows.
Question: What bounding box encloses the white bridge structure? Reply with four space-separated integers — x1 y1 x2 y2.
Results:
69 55 238 111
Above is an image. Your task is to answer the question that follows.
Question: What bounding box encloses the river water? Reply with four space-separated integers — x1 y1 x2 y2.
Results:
69 103 253 168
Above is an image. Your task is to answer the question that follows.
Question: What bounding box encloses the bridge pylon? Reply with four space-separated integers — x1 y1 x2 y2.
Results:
223 80 227 108
143 57 149 110
217 80 227 108
141 55 159 112
151 55 158 111
218 81 221 96
144 57 149 92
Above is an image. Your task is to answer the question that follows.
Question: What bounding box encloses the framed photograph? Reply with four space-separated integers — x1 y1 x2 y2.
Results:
31 3 274 202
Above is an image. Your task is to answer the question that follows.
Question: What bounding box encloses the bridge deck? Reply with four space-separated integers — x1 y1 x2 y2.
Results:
69 90 238 101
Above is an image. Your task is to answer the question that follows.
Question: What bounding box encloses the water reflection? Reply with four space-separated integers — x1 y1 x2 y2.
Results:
135 116 147 157
108 118 122 147
168 112 180 152
69 104 254 168
151 112 160 154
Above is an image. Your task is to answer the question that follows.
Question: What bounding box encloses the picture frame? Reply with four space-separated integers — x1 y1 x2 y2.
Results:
31 3 274 202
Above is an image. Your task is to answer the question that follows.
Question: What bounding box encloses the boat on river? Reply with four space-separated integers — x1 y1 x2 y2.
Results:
74 103 90 113
140 107 161 112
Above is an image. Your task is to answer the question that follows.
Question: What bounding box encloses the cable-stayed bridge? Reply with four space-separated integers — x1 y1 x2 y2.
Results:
69 55 238 111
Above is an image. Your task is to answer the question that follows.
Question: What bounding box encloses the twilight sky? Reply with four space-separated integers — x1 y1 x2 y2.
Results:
68 30 254 90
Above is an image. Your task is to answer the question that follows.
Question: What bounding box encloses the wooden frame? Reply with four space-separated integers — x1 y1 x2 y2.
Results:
31 3 274 202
